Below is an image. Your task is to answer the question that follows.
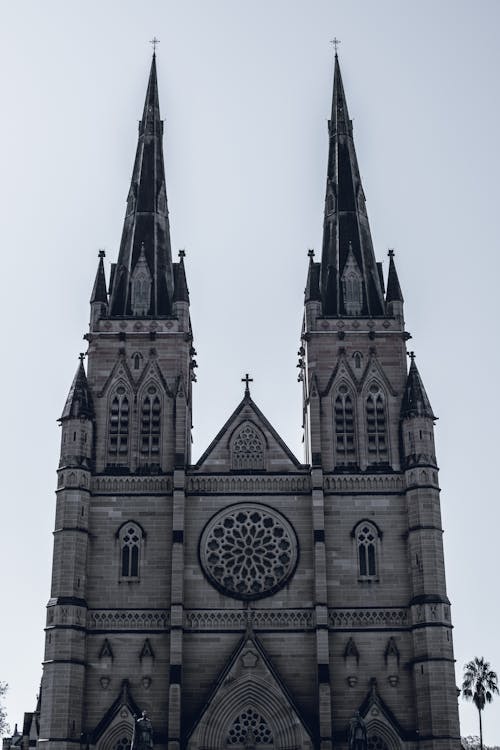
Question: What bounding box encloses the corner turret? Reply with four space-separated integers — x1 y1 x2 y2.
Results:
59 355 94 468
90 250 108 329
385 249 404 320
401 353 437 468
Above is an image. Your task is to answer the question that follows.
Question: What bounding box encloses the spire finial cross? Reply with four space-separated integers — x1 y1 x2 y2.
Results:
149 37 160 53
307 248 315 259
330 37 341 55
98 249 106 259
242 373 253 396
388 248 395 258
407 351 415 361
178 248 186 259
79 352 86 363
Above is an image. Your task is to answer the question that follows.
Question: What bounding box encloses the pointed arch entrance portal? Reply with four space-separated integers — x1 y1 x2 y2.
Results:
187 636 313 750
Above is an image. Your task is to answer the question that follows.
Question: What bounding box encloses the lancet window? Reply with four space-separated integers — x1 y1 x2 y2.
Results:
356 521 378 579
334 385 356 466
366 384 388 464
119 523 142 578
231 423 265 470
140 387 161 461
108 388 129 460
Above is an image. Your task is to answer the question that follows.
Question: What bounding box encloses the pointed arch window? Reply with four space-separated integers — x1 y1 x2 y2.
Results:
366 384 388 464
108 388 129 460
334 385 356 466
231 423 265 471
140 387 161 462
119 523 143 579
355 521 379 579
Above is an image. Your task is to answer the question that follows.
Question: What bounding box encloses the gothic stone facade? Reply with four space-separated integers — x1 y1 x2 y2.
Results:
36 54 461 750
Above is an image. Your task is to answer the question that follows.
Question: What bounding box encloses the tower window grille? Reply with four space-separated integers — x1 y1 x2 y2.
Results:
140 388 161 461
357 522 378 578
120 524 141 578
108 389 129 460
366 384 388 464
343 271 363 315
231 424 264 470
334 386 356 466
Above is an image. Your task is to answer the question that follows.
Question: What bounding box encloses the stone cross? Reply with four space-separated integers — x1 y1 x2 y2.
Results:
242 373 253 396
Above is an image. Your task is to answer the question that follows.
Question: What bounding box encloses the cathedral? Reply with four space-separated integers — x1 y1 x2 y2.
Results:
12 52 462 750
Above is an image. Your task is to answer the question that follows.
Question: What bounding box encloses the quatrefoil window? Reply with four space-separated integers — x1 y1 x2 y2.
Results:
199 504 298 600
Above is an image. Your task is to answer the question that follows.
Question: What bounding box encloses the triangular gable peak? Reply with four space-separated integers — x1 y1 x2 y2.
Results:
357 678 408 748
194 395 305 473
92 680 141 749
186 633 313 750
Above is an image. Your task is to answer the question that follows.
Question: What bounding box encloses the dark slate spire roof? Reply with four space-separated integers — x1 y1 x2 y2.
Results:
320 54 385 317
401 356 436 420
172 251 189 303
386 250 404 304
60 357 93 421
109 54 174 316
90 250 108 304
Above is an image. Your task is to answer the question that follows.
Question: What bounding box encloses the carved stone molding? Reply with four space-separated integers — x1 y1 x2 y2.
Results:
324 474 404 493
328 608 408 629
184 608 314 631
91 476 172 494
87 610 170 630
187 475 310 494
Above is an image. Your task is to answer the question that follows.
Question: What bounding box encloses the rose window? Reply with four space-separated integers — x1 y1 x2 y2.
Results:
199 504 298 600
227 708 274 745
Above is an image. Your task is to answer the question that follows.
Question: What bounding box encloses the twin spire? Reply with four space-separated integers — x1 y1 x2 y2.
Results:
318 53 399 317
108 53 175 316
93 49 404 324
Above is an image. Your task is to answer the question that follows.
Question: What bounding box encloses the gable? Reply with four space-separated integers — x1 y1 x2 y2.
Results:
186 632 313 750
194 396 305 473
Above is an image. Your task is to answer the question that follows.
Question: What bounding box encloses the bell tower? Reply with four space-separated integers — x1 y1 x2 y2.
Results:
301 52 460 750
39 53 195 750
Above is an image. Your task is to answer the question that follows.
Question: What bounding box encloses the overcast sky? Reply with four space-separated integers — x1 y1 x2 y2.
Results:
1 0 499 743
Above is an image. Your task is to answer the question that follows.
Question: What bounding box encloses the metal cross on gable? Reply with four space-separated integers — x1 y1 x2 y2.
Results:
149 37 160 53
241 373 253 395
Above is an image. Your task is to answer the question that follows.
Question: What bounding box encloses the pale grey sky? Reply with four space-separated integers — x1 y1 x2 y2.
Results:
1 0 499 742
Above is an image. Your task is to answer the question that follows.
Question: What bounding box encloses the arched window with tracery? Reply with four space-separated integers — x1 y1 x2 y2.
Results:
140 386 161 464
231 423 265 470
108 388 129 462
367 736 390 750
356 521 379 579
366 384 388 464
334 385 356 466
227 708 274 747
119 523 142 579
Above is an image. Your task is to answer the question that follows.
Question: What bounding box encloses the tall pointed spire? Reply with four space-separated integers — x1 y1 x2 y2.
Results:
320 53 385 317
109 53 174 316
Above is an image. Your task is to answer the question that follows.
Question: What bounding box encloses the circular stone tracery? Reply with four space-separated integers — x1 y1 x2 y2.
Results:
199 504 298 600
